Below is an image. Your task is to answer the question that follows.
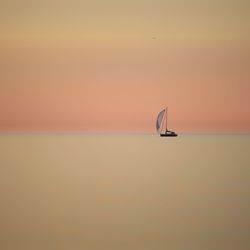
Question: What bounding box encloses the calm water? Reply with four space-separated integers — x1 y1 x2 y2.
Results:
0 134 250 250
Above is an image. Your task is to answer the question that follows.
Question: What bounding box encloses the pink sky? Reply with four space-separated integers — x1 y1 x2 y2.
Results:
0 1 250 133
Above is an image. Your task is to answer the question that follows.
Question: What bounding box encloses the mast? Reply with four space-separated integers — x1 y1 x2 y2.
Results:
165 107 168 132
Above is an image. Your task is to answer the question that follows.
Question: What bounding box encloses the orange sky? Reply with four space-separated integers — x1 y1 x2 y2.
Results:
0 0 250 133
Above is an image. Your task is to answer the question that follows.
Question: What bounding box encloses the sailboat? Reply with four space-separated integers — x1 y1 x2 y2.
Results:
156 107 178 137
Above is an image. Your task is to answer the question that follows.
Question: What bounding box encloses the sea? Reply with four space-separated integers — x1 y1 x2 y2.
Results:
0 134 250 250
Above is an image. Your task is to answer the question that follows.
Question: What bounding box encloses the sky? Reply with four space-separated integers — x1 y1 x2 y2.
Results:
0 0 250 133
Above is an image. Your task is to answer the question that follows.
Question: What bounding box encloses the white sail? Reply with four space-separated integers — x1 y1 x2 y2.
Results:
156 109 165 133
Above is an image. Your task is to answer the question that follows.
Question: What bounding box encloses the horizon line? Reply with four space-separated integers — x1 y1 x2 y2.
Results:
0 131 250 136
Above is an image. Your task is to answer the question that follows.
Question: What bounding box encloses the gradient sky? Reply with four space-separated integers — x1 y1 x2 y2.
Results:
0 0 250 132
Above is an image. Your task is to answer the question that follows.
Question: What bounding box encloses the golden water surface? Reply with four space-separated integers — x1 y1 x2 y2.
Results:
0 134 250 250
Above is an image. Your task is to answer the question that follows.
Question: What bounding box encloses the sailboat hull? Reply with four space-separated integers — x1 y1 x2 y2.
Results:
160 133 178 137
